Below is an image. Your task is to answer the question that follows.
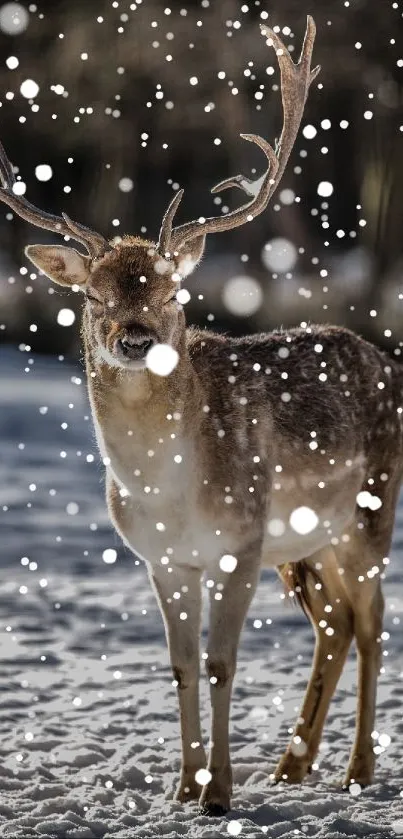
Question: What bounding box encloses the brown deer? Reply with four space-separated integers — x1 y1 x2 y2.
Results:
1 16 400 817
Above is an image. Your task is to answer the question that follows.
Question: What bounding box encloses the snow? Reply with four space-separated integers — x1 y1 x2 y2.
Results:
289 507 319 536
20 78 39 99
145 343 178 376
195 770 212 786
356 491 383 511
118 178 134 193
5 55 18 69
219 554 238 574
176 288 191 305
102 549 118 565
12 181 26 196
56 309 76 327
0 2 28 35
279 189 295 206
222 276 263 317
2 347 403 838
261 239 298 274
302 125 317 140
35 165 53 182
317 182 334 198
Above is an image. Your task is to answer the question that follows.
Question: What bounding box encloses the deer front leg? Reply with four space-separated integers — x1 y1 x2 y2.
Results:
198 542 262 816
149 564 206 803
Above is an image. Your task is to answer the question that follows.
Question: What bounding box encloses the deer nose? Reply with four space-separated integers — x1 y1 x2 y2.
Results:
115 335 155 360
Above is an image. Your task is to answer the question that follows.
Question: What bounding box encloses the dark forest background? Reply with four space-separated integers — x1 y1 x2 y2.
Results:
0 0 402 358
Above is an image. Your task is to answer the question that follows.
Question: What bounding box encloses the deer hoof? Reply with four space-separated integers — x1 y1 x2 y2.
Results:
342 753 374 790
174 781 201 803
198 801 229 817
273 752 311 784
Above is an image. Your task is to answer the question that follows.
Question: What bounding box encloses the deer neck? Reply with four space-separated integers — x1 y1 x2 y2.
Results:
82 325 201 488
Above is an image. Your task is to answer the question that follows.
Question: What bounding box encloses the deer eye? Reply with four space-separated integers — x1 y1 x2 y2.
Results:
86 292 103 305
164 294 179 306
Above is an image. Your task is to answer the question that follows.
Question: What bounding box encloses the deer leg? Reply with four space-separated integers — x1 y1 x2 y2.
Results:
149 564 206 802
274 547 354 783
198 541 262 816
334 531 386 788
343 578 384 788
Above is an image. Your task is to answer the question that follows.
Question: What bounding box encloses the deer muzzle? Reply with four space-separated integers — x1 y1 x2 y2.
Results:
113 332 156 362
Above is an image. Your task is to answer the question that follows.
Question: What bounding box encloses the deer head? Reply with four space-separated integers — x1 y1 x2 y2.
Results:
1 17 319 372
25 237 206 370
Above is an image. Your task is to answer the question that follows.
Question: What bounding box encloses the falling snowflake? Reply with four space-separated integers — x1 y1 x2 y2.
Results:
5 55 18 69
222 276 263 316
102 548 117 564
261 238 297 273
302 124 317 139
146 343 179 376
317 181 334 197
176 288 191 305
219 554 238 573
227 821 243 836
57 309 75 327
356 491 382 511
20 78 39 98
289 506 319 535
0 2 29 35
195 768 212 785
118 177 134 192
267 519 286 537
35 164 53 182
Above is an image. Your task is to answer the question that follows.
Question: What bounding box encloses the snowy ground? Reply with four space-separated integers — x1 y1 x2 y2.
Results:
2 347 403 838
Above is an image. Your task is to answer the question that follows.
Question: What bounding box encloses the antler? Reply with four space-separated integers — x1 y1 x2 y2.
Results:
0 141 111 259
158 15 320 256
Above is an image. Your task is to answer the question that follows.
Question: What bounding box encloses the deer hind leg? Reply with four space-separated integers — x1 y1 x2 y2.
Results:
274 546 354 784
198 539 262 816
148 564 206 803
334 527 388 788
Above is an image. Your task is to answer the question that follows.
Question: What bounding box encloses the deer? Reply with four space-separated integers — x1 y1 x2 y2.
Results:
1 14 401 817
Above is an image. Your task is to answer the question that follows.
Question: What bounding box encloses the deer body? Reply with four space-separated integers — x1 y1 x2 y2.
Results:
4 14 400 817
86 321 400 572
78 306 402 812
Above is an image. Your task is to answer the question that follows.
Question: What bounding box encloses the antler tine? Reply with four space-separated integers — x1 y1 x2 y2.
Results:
165 136 279 254
61 213 112 259
163 15 319 255
157 188 184 255
0 142 111 259
262 15 320 187
211 134 279 199
0 140 16 189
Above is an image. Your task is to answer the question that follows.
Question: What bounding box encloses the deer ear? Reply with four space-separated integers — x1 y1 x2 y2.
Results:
175 235 205 278
25 244 91 288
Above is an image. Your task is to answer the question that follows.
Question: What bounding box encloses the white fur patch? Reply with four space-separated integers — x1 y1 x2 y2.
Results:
177 255 196 278
154 257 171 275
95 343 146 371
